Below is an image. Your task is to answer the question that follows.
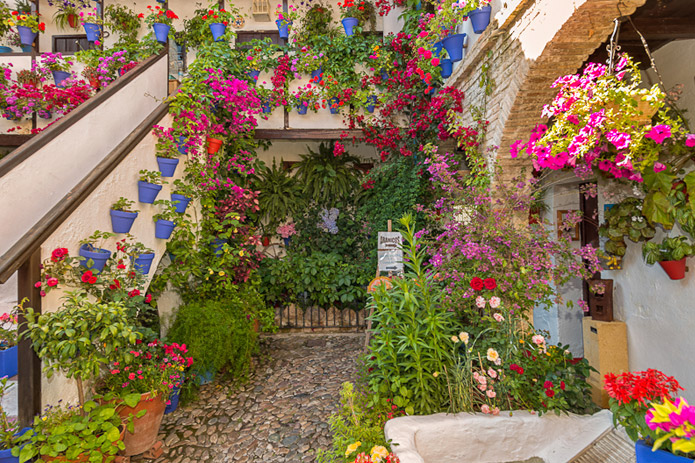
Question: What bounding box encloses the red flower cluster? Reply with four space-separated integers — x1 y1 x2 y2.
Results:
81 271 97 284
543 380 555 397
604 369 682 406
470 277 496 291
50 247 68 262
362 178 375 190
509 363 524 375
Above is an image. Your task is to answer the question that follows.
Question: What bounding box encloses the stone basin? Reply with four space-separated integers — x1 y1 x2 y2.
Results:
384 409 613 463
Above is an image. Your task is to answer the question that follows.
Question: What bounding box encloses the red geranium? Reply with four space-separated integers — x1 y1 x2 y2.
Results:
128 289 141 298
470 277 484 291
483 278 497 290
604 369 682 406
510 363 524 375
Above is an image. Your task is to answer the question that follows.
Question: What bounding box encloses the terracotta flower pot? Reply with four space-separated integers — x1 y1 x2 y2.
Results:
114 393 166 456
658 258 687 280
207 136 223 154
67 13 78 29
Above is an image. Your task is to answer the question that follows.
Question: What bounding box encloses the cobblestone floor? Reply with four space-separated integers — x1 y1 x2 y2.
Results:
148 332 365 463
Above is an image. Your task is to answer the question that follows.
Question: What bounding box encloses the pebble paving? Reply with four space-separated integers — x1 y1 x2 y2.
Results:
147 332 365 463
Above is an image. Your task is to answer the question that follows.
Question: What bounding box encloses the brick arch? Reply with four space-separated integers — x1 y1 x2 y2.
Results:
450 0 647 180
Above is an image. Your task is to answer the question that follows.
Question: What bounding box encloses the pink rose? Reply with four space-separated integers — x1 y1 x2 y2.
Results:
481 404 490 414
475 296 486 308
653 162 666 173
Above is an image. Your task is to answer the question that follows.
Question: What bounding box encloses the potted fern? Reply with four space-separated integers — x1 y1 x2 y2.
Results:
642 236 694 280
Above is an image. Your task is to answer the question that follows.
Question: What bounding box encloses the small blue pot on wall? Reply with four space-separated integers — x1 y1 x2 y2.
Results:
296 101 309 115
342 17 359 36
16 26 37 46
328 97 340 115
276 20 291 39
440 58 453 78
0 346 18 378
152 23 171 43
52 70 71 88
82 23 101 42
155 219 176 239
138 181 162 204
79 244 112 273
209 23 227 41
171 194 191 213
0 46 12 53
635 440 694 463
110 209 138 233
442 33 466 62
468 5 492 34
132 253 155 274
211 238 226 256
157 157 179 177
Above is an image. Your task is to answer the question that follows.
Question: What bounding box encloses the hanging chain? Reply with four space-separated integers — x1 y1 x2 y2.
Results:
606 18 622 75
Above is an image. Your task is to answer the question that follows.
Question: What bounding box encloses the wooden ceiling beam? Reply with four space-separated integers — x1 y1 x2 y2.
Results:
254 129 362 140
619 17 695 41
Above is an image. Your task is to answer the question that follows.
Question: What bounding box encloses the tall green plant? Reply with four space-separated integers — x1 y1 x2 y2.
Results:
256 159 303 233
366 214 454 414
294 142 362 205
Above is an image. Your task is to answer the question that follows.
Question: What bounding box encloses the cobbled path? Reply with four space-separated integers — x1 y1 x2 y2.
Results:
147 333 365 463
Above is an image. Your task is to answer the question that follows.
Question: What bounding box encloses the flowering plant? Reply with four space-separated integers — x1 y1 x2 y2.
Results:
143 5 179 27
48 0 91 31
276 222 296 239
4 11 46 33
604 369 683 448
0 309 17 351
78 7 103 26
152 124 181 159
646 397 695 456
337 0 376 30
39 52 73 72
0 378 19 448
275 4 299 28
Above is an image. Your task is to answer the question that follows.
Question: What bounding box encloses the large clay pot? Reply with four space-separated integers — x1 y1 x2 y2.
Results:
115 393 166 456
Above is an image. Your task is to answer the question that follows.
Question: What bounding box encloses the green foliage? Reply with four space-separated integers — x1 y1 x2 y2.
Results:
366 215 454 414
14 399 126 463
167 298 257 398
139 169 163 185
111 197 137 213
642 235 695 264
256 159 303 233
104 4 142 44
182 3 238 49
293 142 362 205
599 198 656 257
152 199 179 223
295 2 337 41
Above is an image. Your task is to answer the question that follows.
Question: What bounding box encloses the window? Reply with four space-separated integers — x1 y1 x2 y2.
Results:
235 31 282 47
52 36 94 54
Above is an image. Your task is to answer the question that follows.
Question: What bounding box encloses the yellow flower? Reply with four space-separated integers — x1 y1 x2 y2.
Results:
458 332 469 344
451 335 459 343
486 348 499 363
239 250 244 257
19 15 27 20
345 441 362 458
433 371 439 378
208 268 214 274
370 445 389 462
218 271 225 277
7 20 14 26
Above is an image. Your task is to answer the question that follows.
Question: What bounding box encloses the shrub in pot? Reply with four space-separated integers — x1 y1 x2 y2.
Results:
138 169 164 204
110 197 139 234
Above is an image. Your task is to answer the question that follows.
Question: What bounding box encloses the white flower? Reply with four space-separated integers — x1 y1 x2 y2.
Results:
486 348 499 363
532 335 545 346
493 313 504 323
475 296 486 308
489 296 501 308
458 332 469 344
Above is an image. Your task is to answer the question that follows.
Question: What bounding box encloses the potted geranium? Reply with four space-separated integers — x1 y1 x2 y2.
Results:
12 399 126 463
138 169 164 204
39 52 73 88
201 5 234 42
604 370 690 462
48 0 90 31
277 221 296 247
642 236 694 280
0 310 18 378
110 197 139 234
4 10 45 46
143 5 178 44
151 125 180 177
274 3 298 39
337 0 376 35
78 7 103 42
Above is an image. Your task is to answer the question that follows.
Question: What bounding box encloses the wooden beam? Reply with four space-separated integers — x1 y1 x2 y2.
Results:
0 135 34 147
254 129 362 140
17 249 41 426
620 18 695 41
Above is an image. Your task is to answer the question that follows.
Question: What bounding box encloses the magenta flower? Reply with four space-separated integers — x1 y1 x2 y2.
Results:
686 134 695 147
606 130 631 150
646 124 672 144
653 162 666 173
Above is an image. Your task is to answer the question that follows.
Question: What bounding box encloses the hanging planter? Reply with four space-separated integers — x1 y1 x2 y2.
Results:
20 45 32 53
79 244 112 273
366 95 377 113
296 101 309 115
440 58 453 78
176 135 187 155
247 69 260 81
51 70 71 88
132 253 155 274
154 219 176 239
157 157 179 177
432 40 443 58
283 237 292 247
82 23 101 42
152 23 170 43
0 346 18 378
442 33 466 62
207 136 223 154
328 97 340 115
67 13 78 29
276 20 291 39
380 68 389 81
110 210 138 234
0 427 31 463
658 258 687 280
171 193 191 213
209 22 227 41
634 440 692 463
342 17 359 36
138 181 162 204
310 67 323 80
16 26 37 46
469 5 492 34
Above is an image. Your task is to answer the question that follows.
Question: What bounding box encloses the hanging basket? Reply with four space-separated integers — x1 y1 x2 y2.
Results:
442 33 466 62
16 26 37 46
440 58 453 78
82 23 101 42
275 19 291 39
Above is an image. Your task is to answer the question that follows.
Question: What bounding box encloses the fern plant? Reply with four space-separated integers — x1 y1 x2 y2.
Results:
294 142 362 205
256 159 304 233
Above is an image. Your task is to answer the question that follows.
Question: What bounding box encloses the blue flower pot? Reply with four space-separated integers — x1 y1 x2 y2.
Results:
440 58 453 78
51 70 71 88
209 23 227 42
342 17 359 36
247 69 260 81
328 97 340 114
157 157 179 177
0 427 31 462
283 237 291 247
82 22 101 42
152 23 170 43
16 26 37 46
469 5 492 34
20 45 32 53
432 40 443 57
261 101 272 114
211 238 225 256
296 101 309 115
110 209 138 233
138 181 162 204
276 19 291 39
194 369 215 385
164 384 181 414
0 46 12 53
442 33 466 62
155 219 176 239
132 253 155 274
171 193 191 213
366 95 377 113
310 67 323 80
177 136 187 155
380 68 389 81
635 440 693 463
79 244 111 273
0 346 17 378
